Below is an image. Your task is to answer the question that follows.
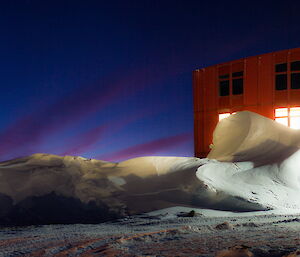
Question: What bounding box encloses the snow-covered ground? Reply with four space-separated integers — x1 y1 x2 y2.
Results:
0 207 300 256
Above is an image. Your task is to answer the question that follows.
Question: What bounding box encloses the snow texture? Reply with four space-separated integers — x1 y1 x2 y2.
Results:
1 207 300 256
1 111 300 225
198 111 300 210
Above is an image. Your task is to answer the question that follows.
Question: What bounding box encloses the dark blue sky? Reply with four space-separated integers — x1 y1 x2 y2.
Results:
1 0 300 161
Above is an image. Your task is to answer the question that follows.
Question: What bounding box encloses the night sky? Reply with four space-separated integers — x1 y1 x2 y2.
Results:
1 0 300 162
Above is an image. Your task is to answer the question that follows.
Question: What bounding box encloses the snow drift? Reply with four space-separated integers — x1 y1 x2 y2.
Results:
0 153 262 225
198 111 300 210
2 111 300 225
0 155 207 225
208 111 300 165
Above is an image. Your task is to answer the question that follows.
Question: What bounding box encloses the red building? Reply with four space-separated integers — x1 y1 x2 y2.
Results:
193 47 300 158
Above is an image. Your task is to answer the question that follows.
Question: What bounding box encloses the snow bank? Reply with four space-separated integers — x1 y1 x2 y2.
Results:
0 154 203 207
2 111 300 225
198 111 300 210
0 154 214 224
208 111 300 165
0 152 265 225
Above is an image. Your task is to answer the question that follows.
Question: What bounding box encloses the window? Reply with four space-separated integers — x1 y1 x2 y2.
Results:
232 70 244 95
275 63 287 72
218 67 244 97
275 61 300 90
219 74 229 79
219 113 231 121
275 108 288 126
218 112 236 121
291 73 300 89
291 61 300 71
275 63 287 90
274 107 300 129
219 80 230 96
232 71 243 77
275 74 287 90
291 61 300 90
232 78 243 95
290 107 300 129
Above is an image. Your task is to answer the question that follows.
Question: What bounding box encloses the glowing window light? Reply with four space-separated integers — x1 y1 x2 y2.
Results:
290 107 300 116
219 113 231 121
274 107 300 129
275 117 288 127
289 107 300 129
275 108 288 117
275 107 289 127
290 117 300 129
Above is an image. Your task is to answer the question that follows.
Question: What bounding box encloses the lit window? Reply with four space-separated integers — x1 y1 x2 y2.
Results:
290 107 300 115
290 117 300 129
275 108 288 117
290 107 300 129
219 113 231 121
274 107 300 129
275 108 288 126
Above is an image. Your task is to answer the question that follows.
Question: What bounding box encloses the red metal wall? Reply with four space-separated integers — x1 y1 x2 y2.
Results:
193 47 300 158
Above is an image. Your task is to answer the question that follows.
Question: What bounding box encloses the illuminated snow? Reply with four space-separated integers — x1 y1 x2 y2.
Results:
199 111 300 210
1 111 300 222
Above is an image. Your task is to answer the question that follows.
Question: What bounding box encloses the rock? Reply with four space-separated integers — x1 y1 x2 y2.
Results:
215 222 233 230
177 210 197 217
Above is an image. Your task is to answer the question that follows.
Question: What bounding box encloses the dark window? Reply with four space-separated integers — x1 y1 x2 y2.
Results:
232 78 243 95
275 74 287 90
291 73 300 89
275 63 287 73
219 80 229 96
232 71 243 77
291 61 300 71
219 74 229 79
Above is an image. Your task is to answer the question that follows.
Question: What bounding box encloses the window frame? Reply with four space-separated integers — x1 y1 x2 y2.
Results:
218 65 244 97
275 60 300 91
219 79 230 96
274 107 300 129
275 62 288 91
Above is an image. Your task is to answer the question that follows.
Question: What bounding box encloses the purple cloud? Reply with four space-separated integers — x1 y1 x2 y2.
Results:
60 124 108 156
58 104 165 156
0 68 160 159
97 132 193 162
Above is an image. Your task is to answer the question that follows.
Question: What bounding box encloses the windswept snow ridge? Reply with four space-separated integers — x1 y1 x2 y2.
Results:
198 111 300 210
1 111 300 225
0 155 211 224
208 111 300 165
